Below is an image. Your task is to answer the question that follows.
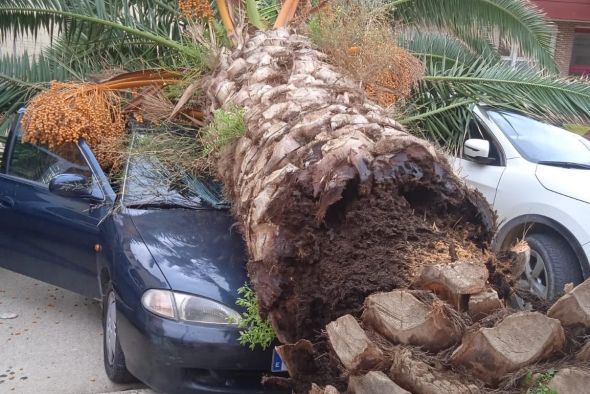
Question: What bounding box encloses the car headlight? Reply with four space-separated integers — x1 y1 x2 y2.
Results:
141 289 240 325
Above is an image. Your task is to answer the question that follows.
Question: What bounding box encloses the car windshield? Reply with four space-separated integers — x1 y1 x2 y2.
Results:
486 109 590 166
122 134 227 210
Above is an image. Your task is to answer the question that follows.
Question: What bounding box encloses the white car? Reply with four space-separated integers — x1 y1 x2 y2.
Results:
453 105 590 300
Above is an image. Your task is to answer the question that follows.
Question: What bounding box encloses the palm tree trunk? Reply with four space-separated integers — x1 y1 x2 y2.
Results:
205 29 494 344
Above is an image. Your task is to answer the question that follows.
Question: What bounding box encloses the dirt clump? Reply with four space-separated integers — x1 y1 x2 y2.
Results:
279 337 346 393
254 181 492 342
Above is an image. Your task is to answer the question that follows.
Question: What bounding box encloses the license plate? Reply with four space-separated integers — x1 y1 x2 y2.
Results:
271 347 288 373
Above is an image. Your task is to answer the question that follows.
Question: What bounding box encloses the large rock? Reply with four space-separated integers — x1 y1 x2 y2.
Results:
418 261 488 310
451 312 565 383
548 368 590 394
325 314 384 372
362 290 462 351
390 348 480 394
468 288 503 321
348 371 410 394
547 278 590 327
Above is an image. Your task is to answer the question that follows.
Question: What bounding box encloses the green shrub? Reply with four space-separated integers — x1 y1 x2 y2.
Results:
230 283 276 351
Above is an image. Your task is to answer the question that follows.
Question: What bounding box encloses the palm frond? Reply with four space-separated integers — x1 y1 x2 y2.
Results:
401 58 590 144
0 0 65 40
0 50 79 116
392 0 557 71
0 1 201 56
446 23 500 62
0 0 210 124
246 0 265 29
0 6 195 55
47 30 206 76
258 0 280 25
399 96 475 148
399 29 495 69
0 113 16 138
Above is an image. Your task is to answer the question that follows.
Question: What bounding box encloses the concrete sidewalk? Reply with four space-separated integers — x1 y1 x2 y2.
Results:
0 267 151 394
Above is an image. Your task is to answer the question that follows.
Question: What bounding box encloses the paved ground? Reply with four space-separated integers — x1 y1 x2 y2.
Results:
0 267 152 394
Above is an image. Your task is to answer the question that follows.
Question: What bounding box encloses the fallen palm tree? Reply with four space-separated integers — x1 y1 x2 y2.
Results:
204 28 494 343
191 8 589 392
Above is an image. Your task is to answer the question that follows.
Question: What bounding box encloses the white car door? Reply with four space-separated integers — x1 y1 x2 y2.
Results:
452 116 506 205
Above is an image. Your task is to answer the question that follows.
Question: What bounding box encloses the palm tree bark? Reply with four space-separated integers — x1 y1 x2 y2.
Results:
205 29 494 344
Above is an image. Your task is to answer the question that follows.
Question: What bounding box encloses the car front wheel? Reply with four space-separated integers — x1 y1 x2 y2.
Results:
522 233 583 300
102 285 135 383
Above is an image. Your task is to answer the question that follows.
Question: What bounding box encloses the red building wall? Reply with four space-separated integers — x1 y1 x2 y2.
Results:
533 1 590 22
533 1 590 75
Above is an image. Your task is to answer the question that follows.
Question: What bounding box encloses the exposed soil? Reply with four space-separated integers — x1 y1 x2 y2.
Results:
249 155 494 342
312 185 487 332
486 256 515 300
293 339 347 393
263 338 347 393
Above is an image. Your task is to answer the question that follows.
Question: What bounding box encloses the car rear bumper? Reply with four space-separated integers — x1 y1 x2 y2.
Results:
116 306 287 394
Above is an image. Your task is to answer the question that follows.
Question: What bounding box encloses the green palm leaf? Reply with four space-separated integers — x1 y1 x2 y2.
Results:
0 1 209 122
400 57 590 145
392 0 557 71
0 6 194 55
399 30 497 69
0 51 77 115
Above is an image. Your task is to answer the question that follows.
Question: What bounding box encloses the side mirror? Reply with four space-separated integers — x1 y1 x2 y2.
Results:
49 173 94 199
464 139 493 164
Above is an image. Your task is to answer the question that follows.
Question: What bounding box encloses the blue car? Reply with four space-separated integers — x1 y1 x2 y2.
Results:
0 110 284 394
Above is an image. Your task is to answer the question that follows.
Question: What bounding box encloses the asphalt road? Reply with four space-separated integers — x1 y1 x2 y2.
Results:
0 267 152 394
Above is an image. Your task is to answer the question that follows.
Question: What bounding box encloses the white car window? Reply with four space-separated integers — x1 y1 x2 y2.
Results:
487 110 590 166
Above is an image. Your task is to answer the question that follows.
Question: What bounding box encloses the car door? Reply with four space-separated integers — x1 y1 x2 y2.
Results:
0 116 113 298
452 114 506 205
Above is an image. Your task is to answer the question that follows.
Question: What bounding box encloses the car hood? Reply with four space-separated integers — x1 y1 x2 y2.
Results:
129 208 247 307
535 165 590 204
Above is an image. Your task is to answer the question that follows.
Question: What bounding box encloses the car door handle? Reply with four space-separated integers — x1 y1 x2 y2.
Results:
0 196 14 208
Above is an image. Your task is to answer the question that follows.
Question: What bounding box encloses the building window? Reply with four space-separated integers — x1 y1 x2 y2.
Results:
570 28 590 76
493 31 531 67
501 45 529 67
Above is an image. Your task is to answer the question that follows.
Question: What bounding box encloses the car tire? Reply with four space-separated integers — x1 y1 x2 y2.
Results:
102 284 135 384
524 233 583 300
